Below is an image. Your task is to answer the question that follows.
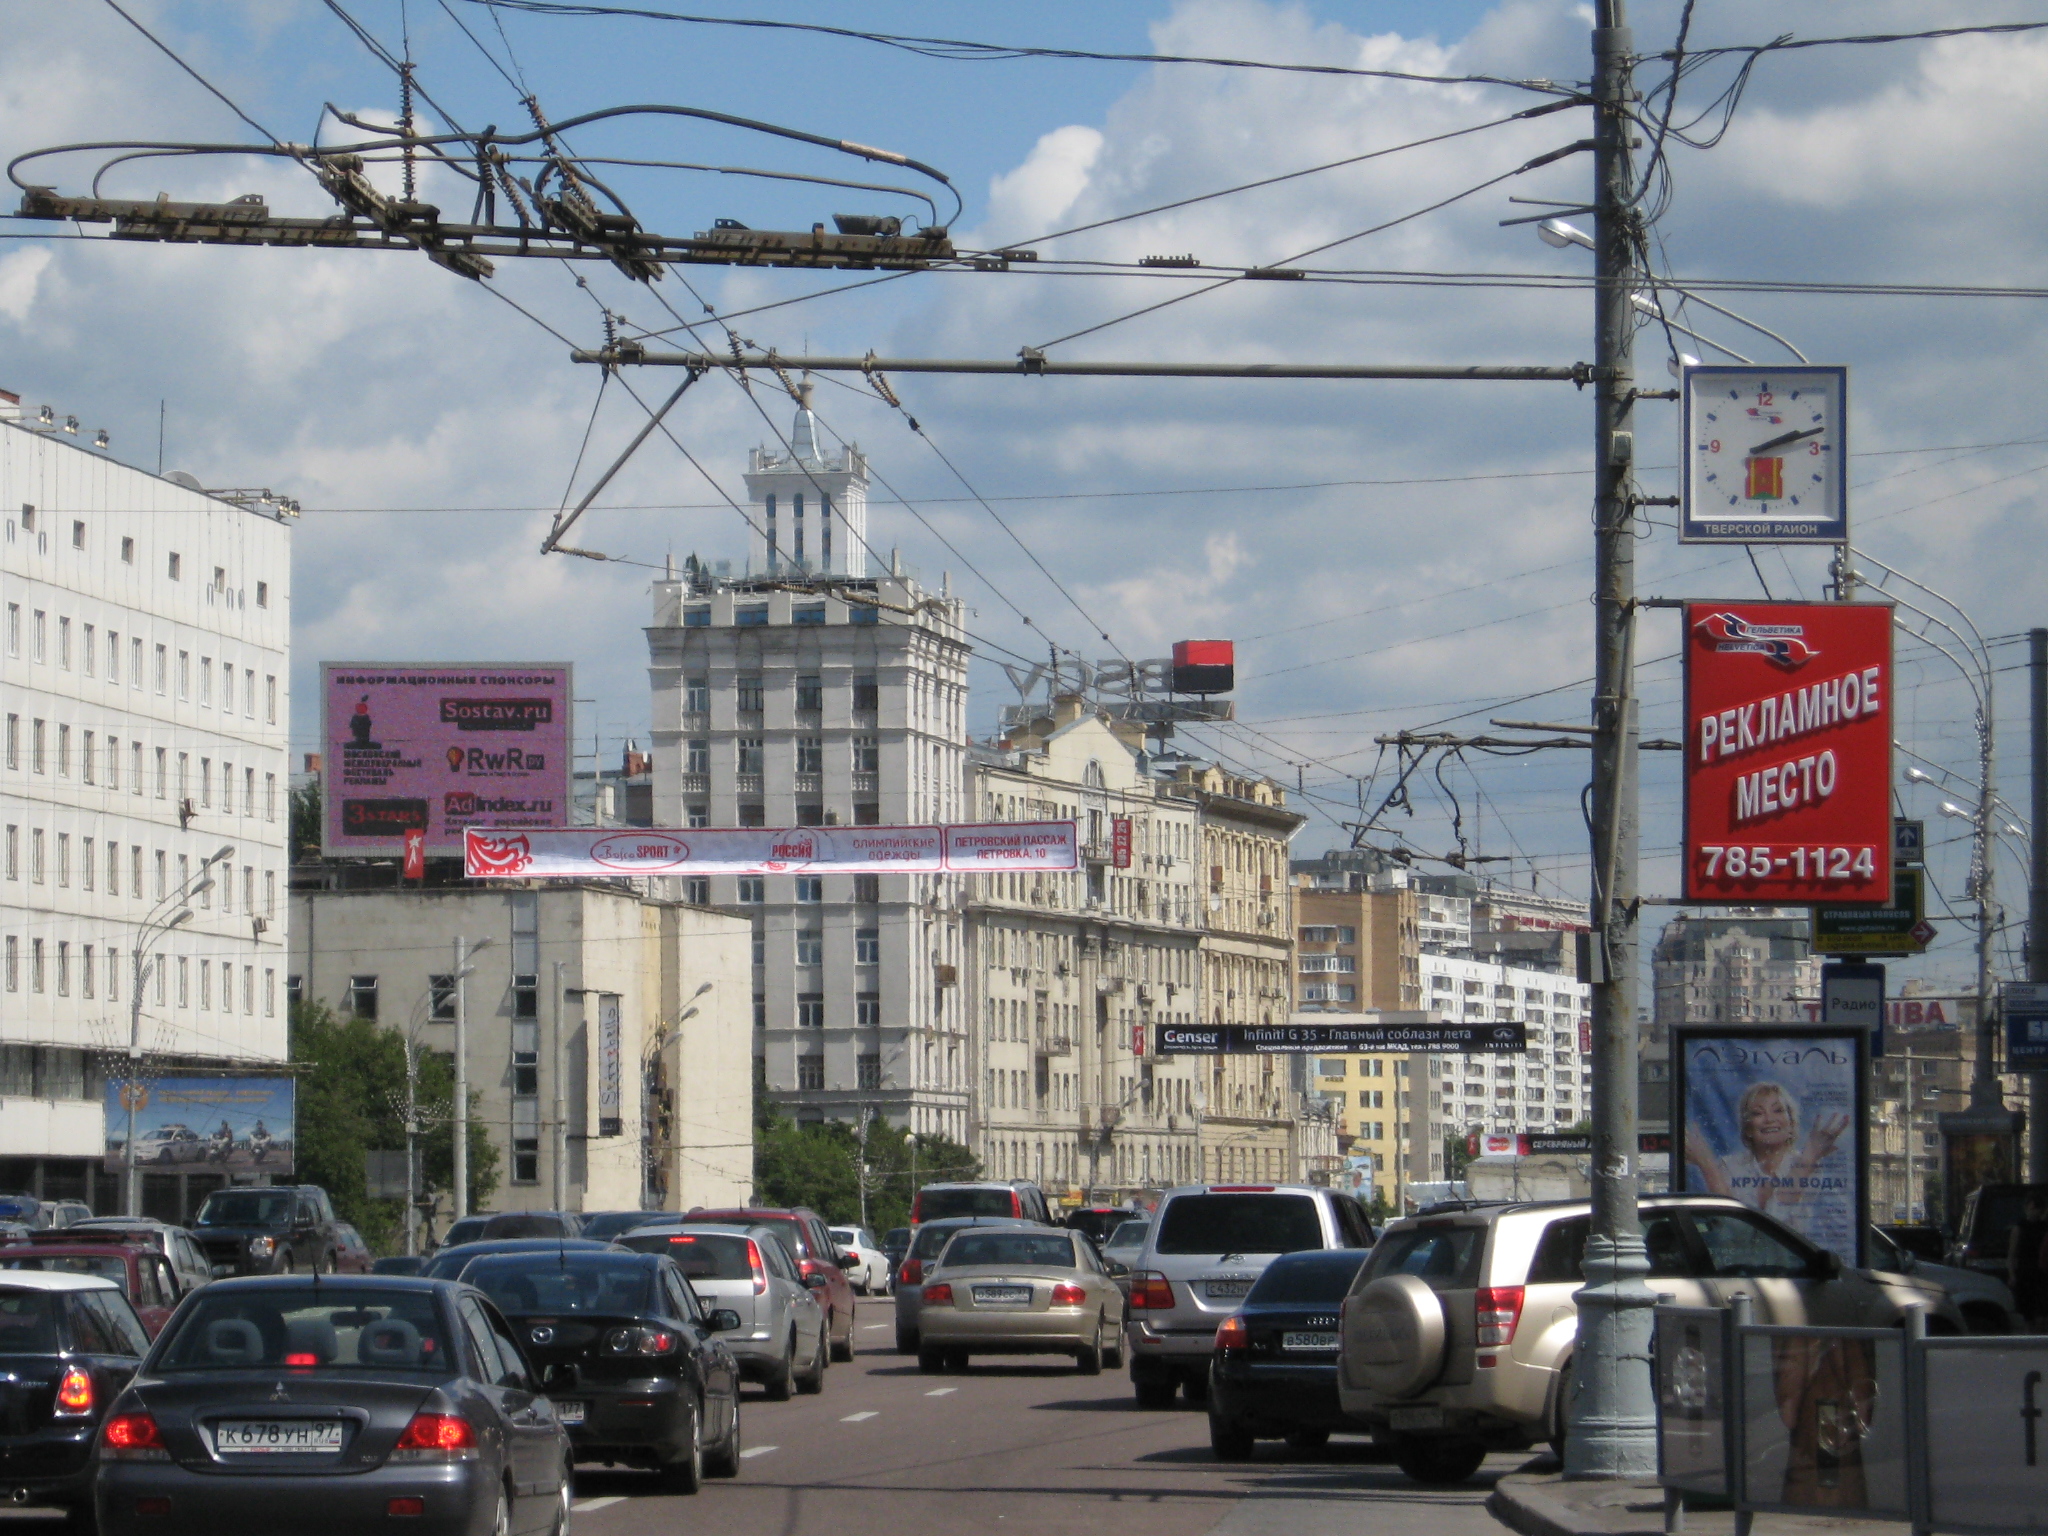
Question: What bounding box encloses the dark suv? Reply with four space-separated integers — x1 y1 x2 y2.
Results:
687 1205 858 1361
190 1186 342 1276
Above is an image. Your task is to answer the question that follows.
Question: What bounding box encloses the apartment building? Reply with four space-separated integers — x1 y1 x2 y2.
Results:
1 389 291 1214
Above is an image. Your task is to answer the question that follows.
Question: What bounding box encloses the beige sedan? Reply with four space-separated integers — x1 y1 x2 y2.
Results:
916 1228 1128 1375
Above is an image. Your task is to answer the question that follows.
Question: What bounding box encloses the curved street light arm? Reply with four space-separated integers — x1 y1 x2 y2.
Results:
1647 280 1809 363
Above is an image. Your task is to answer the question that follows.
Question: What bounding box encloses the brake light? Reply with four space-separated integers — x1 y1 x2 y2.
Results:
101 1412 167 1460
393 1414 478 1460
604 1327 678 1356
1209 1186 1274 1193
1010 1192 1023 1217
922 1283 954 1307
747 1239 768 1297
1214 1314 1247 1351
1129 1271 1175 1310
900 1257 923 1287
1476 1286 1524 1346
284 1353 319 1368
55 1366 93 1417
1049 1283 1086 1307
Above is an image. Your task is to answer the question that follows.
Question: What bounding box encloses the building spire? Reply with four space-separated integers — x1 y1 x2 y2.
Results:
790 372 822 466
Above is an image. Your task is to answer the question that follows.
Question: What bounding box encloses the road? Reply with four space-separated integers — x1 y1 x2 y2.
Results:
563 1297 1531 1536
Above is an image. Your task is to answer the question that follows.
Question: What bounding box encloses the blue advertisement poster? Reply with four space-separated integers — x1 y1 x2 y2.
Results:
1676 1032 1863 1265
104 1077 294 1175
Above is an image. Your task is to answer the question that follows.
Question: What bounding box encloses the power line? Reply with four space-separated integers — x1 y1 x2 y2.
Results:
97 0 282 146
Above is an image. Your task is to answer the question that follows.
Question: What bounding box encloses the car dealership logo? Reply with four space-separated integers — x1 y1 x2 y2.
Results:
1693 611 1820 668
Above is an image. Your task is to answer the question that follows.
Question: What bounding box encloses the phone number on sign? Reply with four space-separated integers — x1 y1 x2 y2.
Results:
1698 845 1877 880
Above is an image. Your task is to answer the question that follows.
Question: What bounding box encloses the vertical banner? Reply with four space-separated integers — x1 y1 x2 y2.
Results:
598 995 623 1138
1675 1030 1866 1266
402 827 425 881
1683 603 1893 904
1111 817 1132 869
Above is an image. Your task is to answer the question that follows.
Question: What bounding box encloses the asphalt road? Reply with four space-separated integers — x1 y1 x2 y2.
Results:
561 1297 1532 1536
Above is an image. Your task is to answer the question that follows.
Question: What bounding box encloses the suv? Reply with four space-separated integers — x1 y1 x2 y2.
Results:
1124 1183 1376 1407
687 1205 858 1361
911 1182 1053 1226
59 1220 213 1296
189 1185 342 1276
1948 1181 2047 1277
1336 1194 1967 1486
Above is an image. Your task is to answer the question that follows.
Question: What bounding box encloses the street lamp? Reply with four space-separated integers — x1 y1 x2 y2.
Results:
451 936 494 1223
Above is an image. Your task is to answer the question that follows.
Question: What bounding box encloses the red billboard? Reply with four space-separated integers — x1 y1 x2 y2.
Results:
1683 602 1893 904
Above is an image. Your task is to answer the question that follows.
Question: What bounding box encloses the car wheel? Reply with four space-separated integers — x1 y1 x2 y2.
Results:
1105 1325 1125 1369
704 1400 741 1479
491 1486 513 1536
1134 1376 1177 1410
944 1348 970 1373
1393 1436 1487 1486
796 1327 828 1394
1074 1319 1104 1376
659 1399 703 1494
547 1465 573 1536
276 1247 295 1275
1209 1413 1256 1460
318 1251 336 1276
763 1333 796 1402
830 1312 854 1363
1284 1428 1330 1451
918 1348 946 1374
1548 1356 1573 1459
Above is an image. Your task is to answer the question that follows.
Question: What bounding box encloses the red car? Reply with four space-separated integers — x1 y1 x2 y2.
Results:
0 1244 183 1336
687 1205 858 1361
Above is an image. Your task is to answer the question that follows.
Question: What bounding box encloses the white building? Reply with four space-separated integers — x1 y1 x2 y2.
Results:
646 397 972 1139
1 388 292 1214
1419 950 1591 1136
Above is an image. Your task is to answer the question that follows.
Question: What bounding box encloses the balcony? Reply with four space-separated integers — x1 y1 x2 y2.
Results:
1035 1035 1074 1058
677 773 707 794
852 772 877 793
794 773 821 794
736 774 763 794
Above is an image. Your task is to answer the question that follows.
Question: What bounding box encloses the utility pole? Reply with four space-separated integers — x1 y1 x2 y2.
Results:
453 937 472 1223
2031 628 2048 1181
553 960 570 1212
1566 3 1658 1479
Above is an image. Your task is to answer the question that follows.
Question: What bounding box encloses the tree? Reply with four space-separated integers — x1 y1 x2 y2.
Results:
1443 1132 1474 1180
290 1001 498 1251
289 780 322 863
750 1104 978 1232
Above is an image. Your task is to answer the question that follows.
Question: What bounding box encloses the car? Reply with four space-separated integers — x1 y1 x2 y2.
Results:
685 1206 857 1363
911 1181 1054 1226
329 1224 375 1274
1948 1182 2048 1277
1335 1194 1967 1487
1065 1205 1146 1247
93 1274 573 1536
1206 1248 1373 1459
1877 1221 1946 1264
881 1228 911 1285
1123 1184 1377 1408
0 1271 152 1525
58 1221 214 1297
575 1211 673 1243
421 1239 615 1282
130 1126 208 1166
437 1212 584 1249
190 1186 344 1277
40 1202 94 1231
892 1217 1040 1355
616 1223 828 1399
1867 1222 2017 1333
915 1227 1128 1375
463 1248 743 1490
1100 1218 1151 1292
372 1256 427 1277
828 1226 891 1294
0 1243 186 1336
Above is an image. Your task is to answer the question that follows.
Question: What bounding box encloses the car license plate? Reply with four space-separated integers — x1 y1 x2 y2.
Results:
1388 1406 1446 1432
555 1401 585 1425
213 1420 346 1454
972 1285 1032 1306
1204 1279 1253 1301
1282 1331 1339 1352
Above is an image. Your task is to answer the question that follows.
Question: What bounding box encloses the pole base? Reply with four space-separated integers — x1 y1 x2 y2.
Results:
1563 1230 1661 1479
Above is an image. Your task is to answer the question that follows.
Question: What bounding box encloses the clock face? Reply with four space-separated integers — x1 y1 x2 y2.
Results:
1680 365 1848 544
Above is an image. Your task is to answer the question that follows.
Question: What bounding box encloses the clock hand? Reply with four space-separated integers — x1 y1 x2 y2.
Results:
1748 425 1824 455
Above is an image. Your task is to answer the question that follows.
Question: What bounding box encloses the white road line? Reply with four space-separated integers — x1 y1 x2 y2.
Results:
739 1445 779 1459
861 1323 889 1330
924 1386 957 1397
573 1497 624 1513
840 1410 878 1422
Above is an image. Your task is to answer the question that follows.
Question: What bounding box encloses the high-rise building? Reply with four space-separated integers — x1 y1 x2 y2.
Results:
646 399 971 1138
1 388 292 1213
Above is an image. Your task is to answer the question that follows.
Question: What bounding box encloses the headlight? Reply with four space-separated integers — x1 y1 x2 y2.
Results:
248 1236 276 1257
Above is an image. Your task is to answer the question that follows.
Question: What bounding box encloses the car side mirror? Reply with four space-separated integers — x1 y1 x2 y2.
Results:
1810 1249 1843 1282
1105 1261 1129 1279
708 1309 744 1332
803 1273 830 1290
837 1252 860 1269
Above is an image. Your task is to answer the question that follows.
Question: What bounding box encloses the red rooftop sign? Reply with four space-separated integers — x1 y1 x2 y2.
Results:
1682 601 1893 904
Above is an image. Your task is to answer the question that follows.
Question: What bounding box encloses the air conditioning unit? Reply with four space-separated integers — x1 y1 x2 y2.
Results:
1136 985 1154 1005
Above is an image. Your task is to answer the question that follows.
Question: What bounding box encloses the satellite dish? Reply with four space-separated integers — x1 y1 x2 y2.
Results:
165 471 202 490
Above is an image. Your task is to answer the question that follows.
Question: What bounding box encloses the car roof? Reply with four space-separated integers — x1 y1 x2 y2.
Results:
0 1244 141 1263
201 1273 455 1293
0 1270 119 1292
437 1238 611 1256
689 1207 806 1221
1381 1194 1755 1228
625 1222 767 1238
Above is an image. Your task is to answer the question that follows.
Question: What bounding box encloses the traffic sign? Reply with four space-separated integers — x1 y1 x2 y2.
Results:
1894 818 1925 868
2004 982 2048 1070
1813 864 1927 955
1909 918 1938 948
1821 962 1886 1031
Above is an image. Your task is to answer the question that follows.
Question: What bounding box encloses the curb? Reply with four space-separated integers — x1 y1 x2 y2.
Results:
1488 1474 1669 1536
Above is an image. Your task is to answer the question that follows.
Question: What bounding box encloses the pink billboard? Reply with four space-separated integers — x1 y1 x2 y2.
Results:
322 663 572 856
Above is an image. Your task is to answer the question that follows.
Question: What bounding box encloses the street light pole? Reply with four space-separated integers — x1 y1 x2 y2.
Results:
2031 628 2048 1182
451 936 492 1223
552 960 568 1213
1567 3 1658 1479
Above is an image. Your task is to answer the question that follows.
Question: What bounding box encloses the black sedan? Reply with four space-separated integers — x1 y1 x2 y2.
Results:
1207 1248 1373 1458
421 1240 614 1282
0 1271 152 1523
463 1250 741 1492
93 1275 572 1536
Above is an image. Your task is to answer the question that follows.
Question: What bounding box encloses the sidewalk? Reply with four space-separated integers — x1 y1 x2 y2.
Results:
1488 1474 1913 1536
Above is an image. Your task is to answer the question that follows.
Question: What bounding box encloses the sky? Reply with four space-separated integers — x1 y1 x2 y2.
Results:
6 0 2048 992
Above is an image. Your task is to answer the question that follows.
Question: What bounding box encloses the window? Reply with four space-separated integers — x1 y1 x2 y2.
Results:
857 993 881 1028
3 715 14 769
736 739 764 774
81 731 94 783
167 552 181 580
850 603 878 626
796 675 823 712
265 773 276 820
687 805 709 828
81 838 94 890
107 631 118 682
120 536 133 564
735 604 768 627
1691 1210 1811 1279
426 974 456 1021
796 737 823 774
3 604 15 657
154 747 167 798
177 651 189 699
3 825 14 880
858 1052 882 1089
56 943 70 997
736 675 764 713
684 876 710 905
200 658 212 706
852 673 879 712
1318 1059 1348 1078
796 803 826 827
57 617 70 670
853 874 879 904
685 677 709 714
792 604 825 625
513 974 539 1020
682 605 710 628
264 870 275 916
221 667 233 715
753 993 766 1029
685 740 709 774
154 645 167 694
856 927 880 965
796 876 823 903
796 930 824 967
30 829 45 883
243 669 254 717
256 581 269 608
797 993 825 1028
738 803 765 827
854 802 881 826
349 975 379 1019
212 566 226 593
130 636 141 686
55 833 68 887
32 611 45 663
264 970 275 1017
2 936 12 992
70 519 84 550
797 1055 824 1091
738 876 764 904
82 624 95 676
265 675 277 724
31 940 44 993
852 736 879 773
109 842 121 896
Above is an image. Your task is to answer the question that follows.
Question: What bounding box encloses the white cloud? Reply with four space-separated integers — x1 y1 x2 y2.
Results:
0 247 51 321
986 125 1104 235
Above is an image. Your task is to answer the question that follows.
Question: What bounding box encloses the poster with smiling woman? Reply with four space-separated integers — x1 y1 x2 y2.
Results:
1676 1033 1864 1265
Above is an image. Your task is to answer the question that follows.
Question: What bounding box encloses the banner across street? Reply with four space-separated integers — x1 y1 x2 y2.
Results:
463 821 1079 877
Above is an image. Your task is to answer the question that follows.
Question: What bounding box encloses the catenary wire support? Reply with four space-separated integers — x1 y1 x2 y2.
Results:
571 347 1603 383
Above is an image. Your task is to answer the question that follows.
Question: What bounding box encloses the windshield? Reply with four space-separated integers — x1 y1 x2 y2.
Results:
440 1218 489 1248
940 1232 1077 1270
617 1231 756 1280
195 1192 292 1227
579 1212 661 1242
917 1188 1019 1221
1365 1225 1485 1289
911 1222 995 1260
0 1291 62 1353
464 1256 655 1315
0 1255 128 1286
1246 1251 1369 1304
1155 1195 1321 1256
157 1289 452 1373
1102 1223 1150 1259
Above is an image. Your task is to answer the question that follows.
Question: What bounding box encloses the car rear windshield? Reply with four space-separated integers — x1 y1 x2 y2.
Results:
911 1222 996 1260
623 1233 754 1280
465 1256 655 1315
578 1212 664 1242
1102 1223 1150 1258
1 1255 128 1287
1364 1224 1485 1289
917 1188 1019 1221
940 1233 1076 1270
1245 1251 1370 1304
1154 1194 1322 1256
195 1192 291 1227
158 1290 452 1373
0 1292 62 1353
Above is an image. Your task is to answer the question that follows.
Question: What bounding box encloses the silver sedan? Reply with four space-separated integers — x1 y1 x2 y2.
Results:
915 1229 1127 1375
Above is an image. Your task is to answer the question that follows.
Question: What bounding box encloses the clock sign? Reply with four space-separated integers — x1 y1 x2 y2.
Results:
1680 364 1847 545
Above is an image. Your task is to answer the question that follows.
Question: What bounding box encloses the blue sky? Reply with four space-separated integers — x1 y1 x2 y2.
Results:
7 1 2048 990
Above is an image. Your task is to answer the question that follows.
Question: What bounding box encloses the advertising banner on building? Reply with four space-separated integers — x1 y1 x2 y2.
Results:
1682 603 1893 904
1674 1031 1865 1266
1155 1021 1526 1055
323 663 572 857
104 1076 294 1175
465 821 1077 877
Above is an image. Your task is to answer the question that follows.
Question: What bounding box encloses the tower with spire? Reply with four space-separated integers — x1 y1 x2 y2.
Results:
742 376 869 578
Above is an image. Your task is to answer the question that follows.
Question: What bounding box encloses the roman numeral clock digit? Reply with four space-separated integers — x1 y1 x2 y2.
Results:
1681 365 1847 545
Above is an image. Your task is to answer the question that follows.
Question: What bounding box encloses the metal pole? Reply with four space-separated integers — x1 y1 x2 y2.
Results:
552 960 568 1212
570 348 1598 382
404 1037 419 1257
452 936 469 1223
1970 678 1999 1109
125 945 145 1217
2030 628 2048 1182
1566 4 1657 1480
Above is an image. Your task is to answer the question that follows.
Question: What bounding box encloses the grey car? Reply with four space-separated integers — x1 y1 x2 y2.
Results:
60 1220 215 1298
893 1217 1040 1355
1124 1184 1376 1408
614 1223 828 1400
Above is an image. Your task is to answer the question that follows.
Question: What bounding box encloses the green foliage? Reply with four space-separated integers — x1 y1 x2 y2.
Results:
751 1107 979 1232
1367 1188 1396 1224
290 1001 499 1252
1443 1133 1474 1179
289 780 322 862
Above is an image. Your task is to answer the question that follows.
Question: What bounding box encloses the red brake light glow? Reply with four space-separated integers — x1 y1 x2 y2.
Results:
284 1353 319 1368
395 1414 477 1453
102 1412 166 1459
1476 1286 1525 1347
1129 1271 1175 1310
55 1366 93 1416
1214 1314 1248 1351
1049 1283 1086 1307
922 1283 954 1307
899 1257 923 1287
667 1235 696 1243
1010 1192 1023 1217
747 1239 768 1296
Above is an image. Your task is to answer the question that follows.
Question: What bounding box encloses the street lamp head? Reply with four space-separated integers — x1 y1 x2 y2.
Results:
1538 218 1593 251
167 908 194 930
209 845 235 866
188 876 215 900
1904 767 1933 785
691 981 714 999
1666 352 1701 379
1939 801 1971 820
469 937 495 953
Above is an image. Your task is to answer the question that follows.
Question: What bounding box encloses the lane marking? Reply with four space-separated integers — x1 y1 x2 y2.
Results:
840 1410 878 1422
861 1323 889 1330
924 1386 957 1397
573 1497 623 1513
740 1445 779 1459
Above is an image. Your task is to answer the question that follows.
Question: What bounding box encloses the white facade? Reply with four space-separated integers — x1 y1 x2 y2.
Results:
1 393 291 1175
1421 952 1591 1134
743 384 869 579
